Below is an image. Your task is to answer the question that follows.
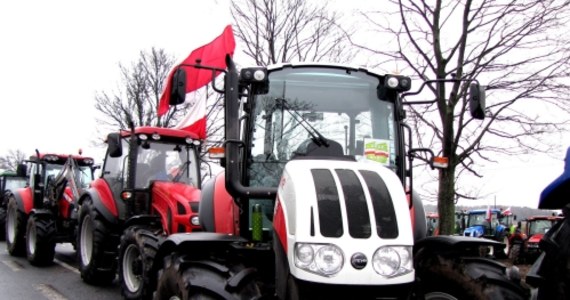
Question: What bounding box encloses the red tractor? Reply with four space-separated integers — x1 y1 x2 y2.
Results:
5 151 96 265
147 57 530 299
75 126 203 299
509 215 563 264
0 168 28 240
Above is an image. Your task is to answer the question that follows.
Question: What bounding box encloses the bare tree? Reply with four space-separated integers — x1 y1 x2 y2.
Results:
349 0 570 234
231 0 356 65
0 149 27 172
94 47 190 133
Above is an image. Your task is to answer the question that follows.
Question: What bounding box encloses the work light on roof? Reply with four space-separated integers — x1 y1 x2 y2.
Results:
44 155 59 162
139 134 148 141
185 137 194 144
387 77 400 88
151 133 161 140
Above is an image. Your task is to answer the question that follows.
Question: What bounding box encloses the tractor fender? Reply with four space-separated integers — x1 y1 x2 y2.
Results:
199 173 239 235
79 188 118 225
12 188 33 214
409 190 427 242
154 232 247 270
29 208 53 218
124 214 162 230
414 235 502 260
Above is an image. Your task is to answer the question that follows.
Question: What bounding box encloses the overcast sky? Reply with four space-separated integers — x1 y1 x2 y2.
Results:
0 0 566 209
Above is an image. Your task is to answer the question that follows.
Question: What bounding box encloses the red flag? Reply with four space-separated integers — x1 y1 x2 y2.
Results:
485 205 492 222
502 207 512 216
158 25 236 124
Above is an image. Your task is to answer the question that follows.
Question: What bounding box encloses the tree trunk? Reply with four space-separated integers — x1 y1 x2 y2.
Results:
438 166 456 235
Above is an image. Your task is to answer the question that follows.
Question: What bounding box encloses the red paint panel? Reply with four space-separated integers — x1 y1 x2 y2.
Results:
214 173 239 235
273 197 287 253
90 178 118 217
152 181 202 234
19 187 33 214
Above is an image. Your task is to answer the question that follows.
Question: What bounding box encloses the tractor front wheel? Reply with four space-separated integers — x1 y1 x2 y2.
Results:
26 214 56 266
0 205 7 241
119 226 161 300
77 197 117 285
417 255 530 299
154 254 260 300
6 196 26 256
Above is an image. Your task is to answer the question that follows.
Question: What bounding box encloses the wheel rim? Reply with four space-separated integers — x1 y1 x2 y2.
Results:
7 204 16 244
123 244 142 293
80 215 93 265
27 220 36 255
169 297 181 300
424 292 459 300
503 236 509 256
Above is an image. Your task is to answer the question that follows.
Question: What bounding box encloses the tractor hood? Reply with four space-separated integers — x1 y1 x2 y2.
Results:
463 225 486 238
152 181 201 205
528 234 544 244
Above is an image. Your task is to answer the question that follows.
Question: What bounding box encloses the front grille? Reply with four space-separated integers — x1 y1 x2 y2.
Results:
311 169 343 238
310 168 399 239
335 169 371 239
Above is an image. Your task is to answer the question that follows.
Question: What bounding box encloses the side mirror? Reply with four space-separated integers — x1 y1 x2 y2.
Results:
468 83 485 120
170 68 187 105
16 164 27 177
107 133 123 158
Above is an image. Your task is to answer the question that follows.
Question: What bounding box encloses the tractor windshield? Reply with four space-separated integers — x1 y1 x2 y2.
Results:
4 177 27 191
528 219 554 235
134 141 198 188
248 66 397 188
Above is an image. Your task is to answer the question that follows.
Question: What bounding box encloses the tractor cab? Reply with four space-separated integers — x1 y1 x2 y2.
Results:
101 126 202 226
26 152 95 209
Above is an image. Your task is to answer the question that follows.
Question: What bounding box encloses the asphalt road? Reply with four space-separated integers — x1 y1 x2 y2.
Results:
0 242 121 300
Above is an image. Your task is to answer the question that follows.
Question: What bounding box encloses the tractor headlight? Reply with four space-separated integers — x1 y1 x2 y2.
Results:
295 244 314 267
372 246 413 277
294 243 344 276
190 215 200 226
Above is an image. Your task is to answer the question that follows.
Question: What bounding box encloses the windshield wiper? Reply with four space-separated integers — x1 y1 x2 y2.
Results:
275 98 329 147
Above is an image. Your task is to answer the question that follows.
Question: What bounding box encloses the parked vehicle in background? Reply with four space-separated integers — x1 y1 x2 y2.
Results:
426 213 439 236
5 151 95 265
509 215 563 264
463 208 516 258
0 168 27 240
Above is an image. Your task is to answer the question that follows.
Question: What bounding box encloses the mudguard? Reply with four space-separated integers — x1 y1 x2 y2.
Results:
154 232 247 270
13 187 33 214
199 173 239 235
80 188 119 225
414 235 501 258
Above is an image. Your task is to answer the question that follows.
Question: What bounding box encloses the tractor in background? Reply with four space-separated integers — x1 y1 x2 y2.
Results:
5 151 95 265
509 214 563 264
149 56 529 299
426 213 439 236
0 168 28 240
462 208 516 258
75 126 203 299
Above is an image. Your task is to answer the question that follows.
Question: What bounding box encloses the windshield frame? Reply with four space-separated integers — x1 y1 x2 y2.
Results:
244 65 400 189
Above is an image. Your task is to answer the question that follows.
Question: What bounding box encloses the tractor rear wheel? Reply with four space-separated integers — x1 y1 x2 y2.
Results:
154 254 261 300
119 226 161 300
417 255 530 299
6 196 26 256
0 206 7 241
509 243 522 265
77 197 117 285
26 214 56 266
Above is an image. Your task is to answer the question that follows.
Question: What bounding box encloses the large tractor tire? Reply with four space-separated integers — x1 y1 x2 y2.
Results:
26 214 56 266
118 226 161 300
0 206 7 241
508 243 522 265
154 254 261 300
417 255 530 300
77 197 118 285
6 196 26 256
